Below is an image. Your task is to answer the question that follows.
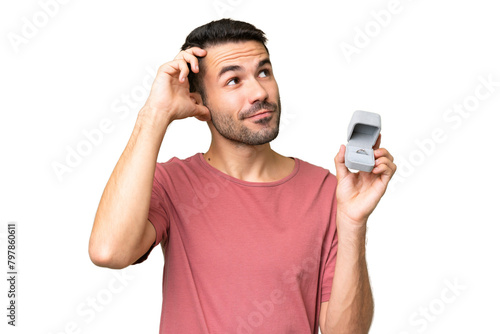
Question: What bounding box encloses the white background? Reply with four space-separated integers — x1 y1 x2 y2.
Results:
1 0 499 333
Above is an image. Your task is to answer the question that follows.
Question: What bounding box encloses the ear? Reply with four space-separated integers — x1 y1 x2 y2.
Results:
190 92 204 105
189 92 211 122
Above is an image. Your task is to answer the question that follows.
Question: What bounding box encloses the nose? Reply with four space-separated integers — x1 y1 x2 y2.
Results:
247 77 269 105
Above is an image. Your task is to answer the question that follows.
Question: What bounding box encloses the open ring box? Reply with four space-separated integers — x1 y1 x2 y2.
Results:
345 110 381 172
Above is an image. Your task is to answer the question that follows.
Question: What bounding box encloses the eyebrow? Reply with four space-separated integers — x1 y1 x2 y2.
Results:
217 58 272 79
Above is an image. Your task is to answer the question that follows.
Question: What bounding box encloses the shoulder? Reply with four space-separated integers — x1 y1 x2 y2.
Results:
294 157 338 188
156 153 200 172
295 157 337 181
153 153 204 184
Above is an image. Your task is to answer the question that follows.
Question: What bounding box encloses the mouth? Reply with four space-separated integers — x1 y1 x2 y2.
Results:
246 110 273 120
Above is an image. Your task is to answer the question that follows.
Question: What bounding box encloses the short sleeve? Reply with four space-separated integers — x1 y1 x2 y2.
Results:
320 183 338 303
133 168 170 264
320 228 338 302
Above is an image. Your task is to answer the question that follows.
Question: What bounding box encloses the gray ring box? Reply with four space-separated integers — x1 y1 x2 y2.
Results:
345 110 381 172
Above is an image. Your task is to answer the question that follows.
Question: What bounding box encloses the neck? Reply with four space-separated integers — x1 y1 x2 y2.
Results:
203 140 293 182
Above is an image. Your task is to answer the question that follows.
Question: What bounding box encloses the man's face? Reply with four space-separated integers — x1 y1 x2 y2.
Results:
201 41 281 146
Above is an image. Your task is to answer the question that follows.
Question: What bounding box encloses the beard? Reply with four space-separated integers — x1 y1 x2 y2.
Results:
207 98 281 146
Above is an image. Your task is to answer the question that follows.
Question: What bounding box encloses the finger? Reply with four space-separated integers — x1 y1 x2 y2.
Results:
157 59 190 82
372 158 397 177
167 59 190 83
175 51 201 73
373 133 382 150
374 148 394 162
334 145 350 180
182 47 207 58
176 48 207 72
374 156 393 169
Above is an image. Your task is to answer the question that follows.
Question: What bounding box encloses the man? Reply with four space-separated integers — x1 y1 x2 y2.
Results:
88 19 396 333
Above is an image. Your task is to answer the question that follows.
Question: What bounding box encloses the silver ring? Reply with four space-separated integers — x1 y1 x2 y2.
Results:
356 149 368 155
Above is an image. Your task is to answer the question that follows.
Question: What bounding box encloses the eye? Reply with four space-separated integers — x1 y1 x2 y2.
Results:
226 77 240 86
258 69 270 78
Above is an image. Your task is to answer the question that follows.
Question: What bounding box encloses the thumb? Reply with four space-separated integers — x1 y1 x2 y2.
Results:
193 104 211 122
334 144 350 180
190 93 211 122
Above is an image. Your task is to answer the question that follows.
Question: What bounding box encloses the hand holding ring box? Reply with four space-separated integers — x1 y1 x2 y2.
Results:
345 110 382 172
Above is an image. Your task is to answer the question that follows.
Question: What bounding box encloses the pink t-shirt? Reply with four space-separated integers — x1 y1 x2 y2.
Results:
134 153 338 333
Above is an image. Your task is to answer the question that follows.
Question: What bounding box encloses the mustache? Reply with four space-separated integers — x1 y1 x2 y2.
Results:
238 101 278 120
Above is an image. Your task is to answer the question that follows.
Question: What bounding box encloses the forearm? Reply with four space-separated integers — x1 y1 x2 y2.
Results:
89 106 172 267
324 214 374 334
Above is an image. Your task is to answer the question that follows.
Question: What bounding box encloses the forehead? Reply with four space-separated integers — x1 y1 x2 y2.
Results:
204 41 270 74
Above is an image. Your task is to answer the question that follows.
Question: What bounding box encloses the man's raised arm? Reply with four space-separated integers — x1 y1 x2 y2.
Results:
88 47 209 269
